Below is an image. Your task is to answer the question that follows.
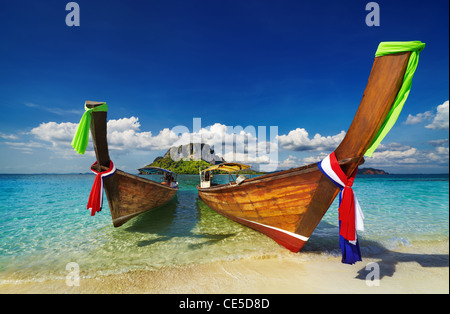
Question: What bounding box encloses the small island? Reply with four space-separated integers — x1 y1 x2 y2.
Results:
140 143 264 175
140 145 388 175
358 167 389 175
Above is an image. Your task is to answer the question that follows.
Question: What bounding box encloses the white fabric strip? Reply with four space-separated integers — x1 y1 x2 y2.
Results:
354 196 364 232
90 162 116 211
320 155 346 187
99 163 116 208
241 218 310 242
320 153 365 243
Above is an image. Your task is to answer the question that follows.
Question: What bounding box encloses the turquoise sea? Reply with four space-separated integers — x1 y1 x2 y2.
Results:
0 173 448 283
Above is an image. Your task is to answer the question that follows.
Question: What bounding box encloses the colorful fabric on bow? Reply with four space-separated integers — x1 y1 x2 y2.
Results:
318 152 364 265
365 41 425 157
87 161 116 216
71 103 108 155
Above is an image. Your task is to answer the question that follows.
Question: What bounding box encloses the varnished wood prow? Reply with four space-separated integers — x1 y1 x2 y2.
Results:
86 100 110 168
83 100 178 227
197 50 415 252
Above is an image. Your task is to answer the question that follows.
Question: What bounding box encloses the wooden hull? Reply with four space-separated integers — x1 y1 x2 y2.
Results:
86 102 178 227
198 158 359 252
102 168 177 227
198 51 413 252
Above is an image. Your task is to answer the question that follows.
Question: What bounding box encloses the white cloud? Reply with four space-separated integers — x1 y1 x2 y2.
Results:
107 117 180 151
373 142 414 152
366 142 449 168
371 147 417 160
404 111 433 125
28 117 179 152
166 123 279 166
436 146 449 155
26 117 279 168
276 141 446 172
300 152 329 165
25 102 83 116
276 128 345 151
222 151 272 164
30 121 77 147
1 141 42 153
404 100 449 130
0 132 19 140
278 155 300 169
15 115 450 173
277 152 331 170
428 139 449 147
107 116 141 132
426 100 449 130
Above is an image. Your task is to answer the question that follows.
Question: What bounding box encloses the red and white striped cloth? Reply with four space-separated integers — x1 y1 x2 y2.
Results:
318 152 364 244
87 161 116 216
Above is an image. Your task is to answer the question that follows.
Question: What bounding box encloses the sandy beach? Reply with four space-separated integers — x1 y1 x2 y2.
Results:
1 174 447 296
1 242 448 294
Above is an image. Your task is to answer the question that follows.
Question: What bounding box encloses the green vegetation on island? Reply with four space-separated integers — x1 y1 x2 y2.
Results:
141 143 223 174
144 156 266 175
145 156 212 174
143 145 388 176
140 144 267 175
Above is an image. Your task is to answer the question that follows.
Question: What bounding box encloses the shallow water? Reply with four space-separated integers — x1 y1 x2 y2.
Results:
0 173 448 281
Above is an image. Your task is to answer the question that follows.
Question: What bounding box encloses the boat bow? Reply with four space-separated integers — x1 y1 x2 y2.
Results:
198 42 425 256
73 101 178 227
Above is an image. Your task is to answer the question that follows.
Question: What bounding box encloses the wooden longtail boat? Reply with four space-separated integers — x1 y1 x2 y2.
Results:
84 101 178 227
138 166 179 189
197 43 424 252
199 163 251 188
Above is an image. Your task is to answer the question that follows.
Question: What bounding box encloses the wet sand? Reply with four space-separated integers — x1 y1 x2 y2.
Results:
1 243 448 294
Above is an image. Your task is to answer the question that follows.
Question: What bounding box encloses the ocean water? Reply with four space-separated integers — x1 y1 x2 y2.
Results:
0 173 448 282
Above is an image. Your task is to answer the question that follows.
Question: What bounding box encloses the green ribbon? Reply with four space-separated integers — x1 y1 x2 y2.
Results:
364 41 425 157
71 103 108 154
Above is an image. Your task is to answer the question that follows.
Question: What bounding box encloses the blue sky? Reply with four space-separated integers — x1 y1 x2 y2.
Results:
0 0 448 173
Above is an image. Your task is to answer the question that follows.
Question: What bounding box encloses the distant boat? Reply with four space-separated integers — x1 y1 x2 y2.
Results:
198 42 425 252
80 101 178 227
199 163 251 189
138 166 179 189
